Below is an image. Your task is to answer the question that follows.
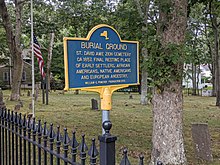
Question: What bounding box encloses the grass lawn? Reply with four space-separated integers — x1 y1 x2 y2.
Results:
2 89 220 165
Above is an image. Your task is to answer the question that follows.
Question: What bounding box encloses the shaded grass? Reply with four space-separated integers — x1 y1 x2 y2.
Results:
2 90 220 164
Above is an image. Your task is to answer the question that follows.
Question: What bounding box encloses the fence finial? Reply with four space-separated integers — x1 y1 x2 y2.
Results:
37 120 42 134
63 128 70 145
120 149 131 165
157 161 163 165
79 134 88 165
15 112 18 124
139 154 144 165
4 109 7 119
22 115 27 128
32 118 36 131
49 123 55 139
43 122 48 136
71 131 78 148
56 125 62 141
88 138 99 164
63 128 70 161
19 113 22 126
103 120 112 135
7 109 10 121
71 131 78 162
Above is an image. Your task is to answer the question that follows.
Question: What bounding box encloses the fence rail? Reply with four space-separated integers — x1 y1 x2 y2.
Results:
0 108 97 165
0 107 150 165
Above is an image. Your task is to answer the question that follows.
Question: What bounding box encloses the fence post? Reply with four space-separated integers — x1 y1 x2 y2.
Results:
98 121 117 165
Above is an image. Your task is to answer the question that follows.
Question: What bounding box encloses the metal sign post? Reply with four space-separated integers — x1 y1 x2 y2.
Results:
64 24 139 134
64 24 139 165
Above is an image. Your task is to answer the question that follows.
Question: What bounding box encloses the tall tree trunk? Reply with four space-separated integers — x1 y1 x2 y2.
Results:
210 1 220 106
192 63 197 95
207 42 216 96
134 0 150 105
197 64 200 95
0 0 23 101
204 14 215 96
46 32 55 91
151 82 186 164
210 64 215 96
140 48 148 105
140 68 148 104
150 0 187 164
214 27 220 105
213 23 220 105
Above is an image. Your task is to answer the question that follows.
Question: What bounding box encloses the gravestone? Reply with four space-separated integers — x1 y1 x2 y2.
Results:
27 90 30 97
29 103 32 110
202 90 212 96
91 98 98 110
19 101 23 107
74 90 79 95
0 88 6 109
14 104 21 111
27 113 33 119
58 90 65 95
192 123 213 162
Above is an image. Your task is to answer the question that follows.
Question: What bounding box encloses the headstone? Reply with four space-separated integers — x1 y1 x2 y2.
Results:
58 90 65 95
0 88 6 109
202 90 213 96
74 90 79 95
27 90 30 97
19 101 23 107
14 104 21 111
29 103 32 110
91 98 98 110
27 113 33 119
192 123 213 162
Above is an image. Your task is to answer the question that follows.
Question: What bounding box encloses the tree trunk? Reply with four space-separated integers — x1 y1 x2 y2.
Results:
150 0 187 164
140 48 148 105
134 0 150 105
0 0 23 101
140 69 148 105
46 32 55 91
211 63 216 96
204 15 215 97
11 53 23 100
151 82 186 164
192 63 197 95
211 11 220 106
197 64 200 95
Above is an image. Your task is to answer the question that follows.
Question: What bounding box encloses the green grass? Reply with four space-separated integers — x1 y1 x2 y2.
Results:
2 90 220 164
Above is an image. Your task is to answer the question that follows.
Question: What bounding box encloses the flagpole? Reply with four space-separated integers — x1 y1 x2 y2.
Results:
31 0 35 117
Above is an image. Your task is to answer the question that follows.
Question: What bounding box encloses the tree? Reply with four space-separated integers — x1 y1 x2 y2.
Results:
188 0 220 103
0 0 24 101
209 0 220 106
148 0 188 164
134 0 151 105
46 32 55 91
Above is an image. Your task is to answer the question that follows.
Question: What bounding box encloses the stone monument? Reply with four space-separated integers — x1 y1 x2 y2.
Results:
0 88 6 109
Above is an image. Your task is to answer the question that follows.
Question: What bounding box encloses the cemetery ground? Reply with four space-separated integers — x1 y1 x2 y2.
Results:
2 89 220 165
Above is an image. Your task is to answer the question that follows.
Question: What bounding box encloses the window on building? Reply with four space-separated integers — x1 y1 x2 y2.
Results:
3 72 9 81
22 71 26 81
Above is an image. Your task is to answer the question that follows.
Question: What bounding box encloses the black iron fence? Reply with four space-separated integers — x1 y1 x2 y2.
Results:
0 107 152 165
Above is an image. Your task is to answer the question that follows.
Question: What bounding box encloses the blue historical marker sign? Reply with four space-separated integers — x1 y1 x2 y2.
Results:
64 24 139 90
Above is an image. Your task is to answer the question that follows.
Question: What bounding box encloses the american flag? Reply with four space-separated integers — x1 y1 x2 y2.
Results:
33 34 46 78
